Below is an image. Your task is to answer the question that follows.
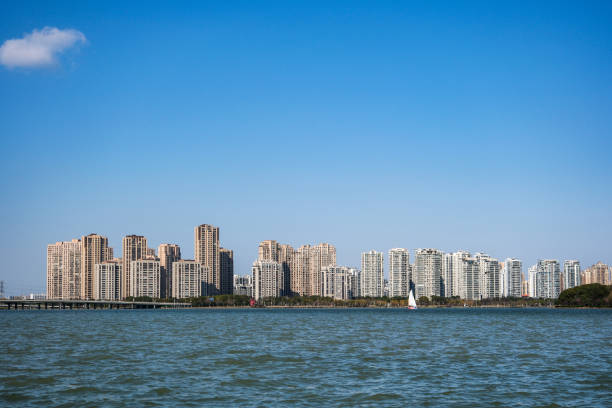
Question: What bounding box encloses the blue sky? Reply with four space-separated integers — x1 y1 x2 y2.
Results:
1 1 611 295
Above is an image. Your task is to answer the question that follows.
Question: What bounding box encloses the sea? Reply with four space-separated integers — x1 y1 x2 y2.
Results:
1 308 611 407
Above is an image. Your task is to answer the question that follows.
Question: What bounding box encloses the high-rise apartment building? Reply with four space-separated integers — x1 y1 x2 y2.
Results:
47 239 81 300
361 250 384 297
81 233 109 300
461 257 480 300
309 243 336 296
475 253 501 299
130 259 160 298
219 248 234 294
414 248 443 298
258 240 294 295
581 262 610 285
292 245 312 296
172 260 202 298
528 265 537 298
562 260 581 290
389 248 411 297
122 235 148 299
505 258 523 298
158 243 181 298
534 259 561 299
194 224 220 295
459 258 481 300
278 244 294 295
252 260 283 300
521 279 529 297
258 240 280 261
449 251 470 298
93 260 122 300
322 266 359 300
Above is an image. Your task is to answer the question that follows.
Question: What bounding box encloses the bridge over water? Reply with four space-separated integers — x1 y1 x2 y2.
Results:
0 299 192 310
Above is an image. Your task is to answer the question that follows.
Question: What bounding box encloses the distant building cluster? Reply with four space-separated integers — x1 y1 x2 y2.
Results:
46 224 233 300
46 228 612 301
244 241 612 301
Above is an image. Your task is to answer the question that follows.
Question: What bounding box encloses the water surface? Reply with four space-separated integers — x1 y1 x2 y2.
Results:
1 308 611 407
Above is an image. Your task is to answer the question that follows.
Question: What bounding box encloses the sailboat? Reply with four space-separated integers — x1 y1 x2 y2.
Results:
408 289 417 310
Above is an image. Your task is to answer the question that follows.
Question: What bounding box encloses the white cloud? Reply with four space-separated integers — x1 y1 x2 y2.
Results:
0 27 86 68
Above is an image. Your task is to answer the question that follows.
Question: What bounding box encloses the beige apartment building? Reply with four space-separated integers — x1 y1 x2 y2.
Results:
122 235 148 299
195 224 220 295
581 262 611 285
47 239 82 300
81 233 109 300
158 243 181 298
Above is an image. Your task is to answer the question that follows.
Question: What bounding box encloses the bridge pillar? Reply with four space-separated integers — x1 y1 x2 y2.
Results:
45 303 48 310
21 303 24 310
38 303 41 310
69 304 73 310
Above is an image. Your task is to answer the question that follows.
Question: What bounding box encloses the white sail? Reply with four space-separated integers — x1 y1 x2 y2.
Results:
408 289 417 309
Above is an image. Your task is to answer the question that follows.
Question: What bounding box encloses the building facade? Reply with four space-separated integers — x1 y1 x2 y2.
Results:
581 262 610 285
361 250 384 297
414 248 443 298
81 233 109 300
122 235 148 299
47 239 82 300
158 243 181 299
389 248 411 297
505 258 523 298
194 224 220 295
322 265 359 300
475 253 501 299
252 260 283 300
562 260 581 290
461 257 480 300
233 274 253 297
130 259 160 298
534 259 561 299
219 248 234 294
93 260 122 300
172 260 202 298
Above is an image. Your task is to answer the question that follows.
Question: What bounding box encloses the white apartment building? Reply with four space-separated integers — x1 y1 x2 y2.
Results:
462 257 480 300
361 250 384 297
93 260 122 300
172 260 202 298
535 259 561 299
322 266 360 300
130 259 160 298
414 248 443 298
252 260 283 300
233 274 253 297
562 260 581 290
505 258 523 298
475 253 502 299
388 248 411 297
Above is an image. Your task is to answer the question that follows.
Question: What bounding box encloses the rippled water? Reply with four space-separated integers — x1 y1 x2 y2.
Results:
1 308 611 407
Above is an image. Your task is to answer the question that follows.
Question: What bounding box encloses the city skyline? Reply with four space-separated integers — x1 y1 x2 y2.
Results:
2 2 612 295
36 221 612 301
5 224 612 296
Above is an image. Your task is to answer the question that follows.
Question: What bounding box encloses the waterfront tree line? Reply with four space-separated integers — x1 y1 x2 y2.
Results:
125 284 612 308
